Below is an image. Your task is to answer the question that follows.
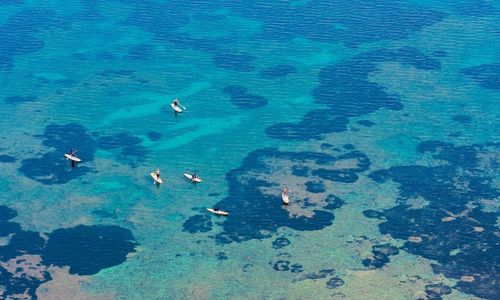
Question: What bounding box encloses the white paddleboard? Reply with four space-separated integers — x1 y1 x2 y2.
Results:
282 192 289 205
64 154 81 162
171 103 182 113
150 172 163 184
184 173 202 183
207 208 228 216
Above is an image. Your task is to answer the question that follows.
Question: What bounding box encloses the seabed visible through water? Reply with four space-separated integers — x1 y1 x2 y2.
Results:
0 1 498 299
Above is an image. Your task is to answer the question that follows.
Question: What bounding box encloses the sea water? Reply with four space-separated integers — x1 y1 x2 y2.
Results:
0 0 498 299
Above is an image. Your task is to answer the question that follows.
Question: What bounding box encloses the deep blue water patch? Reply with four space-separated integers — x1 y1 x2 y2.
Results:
324 194 345 210
312 168 358 183
43 225 137 275
216 252 228 260
213 52 255 72
96 132 148 163
19 123 96 184
297 197 316 209
357 120 375 127
363 209 385 220
0 207 42 271
72 0 103 21
0 205 20 237
452 115 471 124
0 231 46 261
0 204 136 297
455 0 495 17
272 237 291 249
0 205 17 222
0 0 24 5
98 69 135 77
222 85 268 109
0 8 70 71
266 48 440 140
273 260 290 271
147 131 162 141
425 283 452 299
120 0 442 58
223 0 443 47
272 260 303 273
396 47 441 70
183 214 213 234
260 64 297 79
0 261 52 300
362 244 399 269
326 277 345 289
267 109 349 140
462 63 500 90
213 148 365 244
368 141 500 299
4 96 37 104
298 269 336 281
305 181 326 193
0 154 16 163
432 50 447 58
291 165 310 177
126 43 154 61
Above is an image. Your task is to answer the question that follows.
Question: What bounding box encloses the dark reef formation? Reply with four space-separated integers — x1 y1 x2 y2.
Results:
367 141 499 299
183 146 369 244
19 124 148 184
0 205 137 298
222 85 268 109
266 48 441 140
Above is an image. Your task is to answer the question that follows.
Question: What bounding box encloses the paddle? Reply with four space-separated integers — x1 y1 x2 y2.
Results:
66 149 77 160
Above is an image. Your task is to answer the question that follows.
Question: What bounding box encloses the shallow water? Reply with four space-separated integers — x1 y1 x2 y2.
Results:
0 0 499 299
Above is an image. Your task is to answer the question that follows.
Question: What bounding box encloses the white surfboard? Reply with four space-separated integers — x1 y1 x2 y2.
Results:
64 154 81 162
171 103 182 113
184 173 202 183
207 208 228 216
282 192 289 205
150 172 163 184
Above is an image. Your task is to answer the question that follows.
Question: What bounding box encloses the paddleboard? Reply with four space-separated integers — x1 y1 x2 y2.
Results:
171 103 182 113
282 192 289 205
184 173 202 183
64 154 81 162
150 172 163 184
207 208 228 216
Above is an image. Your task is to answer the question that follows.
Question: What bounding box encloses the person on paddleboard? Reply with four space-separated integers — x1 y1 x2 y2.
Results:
155 168 161 180
283 187 289 195
191 173 198 180
70 149 77 156
172 98 186 110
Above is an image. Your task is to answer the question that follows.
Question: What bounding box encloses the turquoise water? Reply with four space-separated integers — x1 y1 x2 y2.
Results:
0 1 499 299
